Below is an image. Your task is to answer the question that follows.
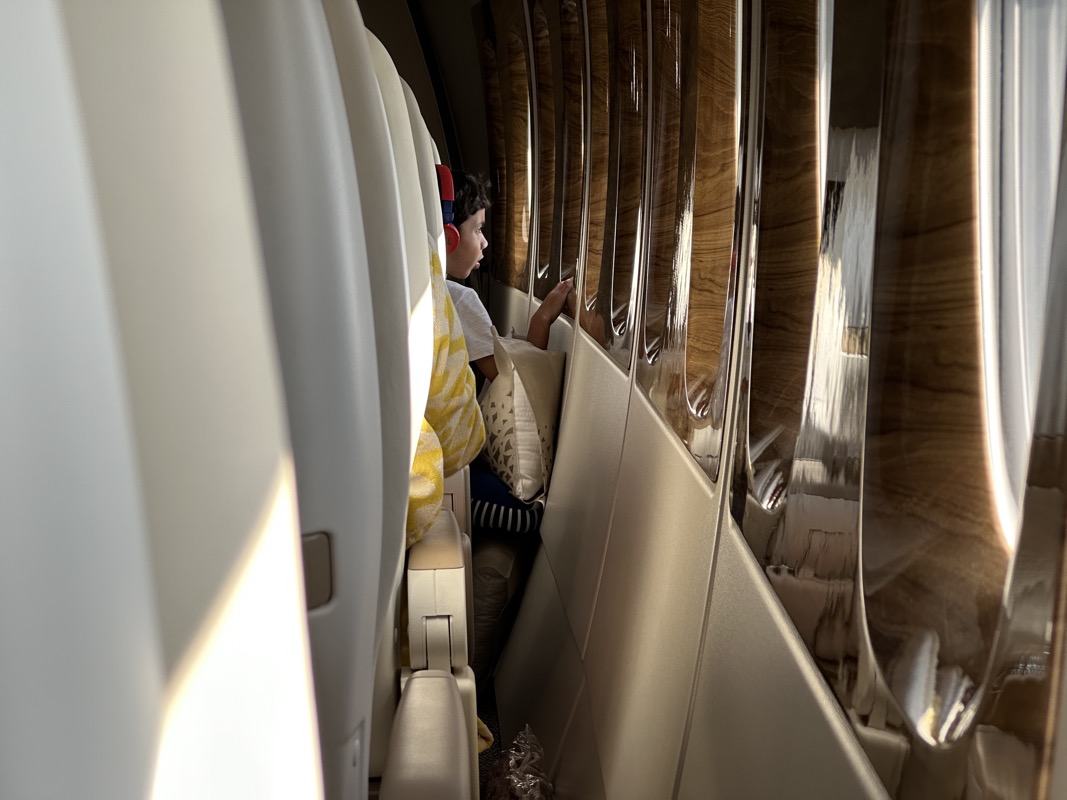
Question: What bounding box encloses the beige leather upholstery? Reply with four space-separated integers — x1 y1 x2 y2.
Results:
368 34 480 800
379 672 472 800
218 1 388 797
366 32 437 457
320 0 422 652
22 2 324 797
0 7 162 797
402 78 449 267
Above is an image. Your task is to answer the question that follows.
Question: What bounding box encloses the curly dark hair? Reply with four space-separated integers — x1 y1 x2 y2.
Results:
451 170 492 228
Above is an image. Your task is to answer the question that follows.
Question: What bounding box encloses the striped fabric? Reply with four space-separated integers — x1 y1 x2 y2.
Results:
471 496 544 535
469 456 544 535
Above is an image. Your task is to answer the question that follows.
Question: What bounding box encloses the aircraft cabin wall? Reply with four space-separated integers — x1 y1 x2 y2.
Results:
373 0 1067 796
5 0 1067 797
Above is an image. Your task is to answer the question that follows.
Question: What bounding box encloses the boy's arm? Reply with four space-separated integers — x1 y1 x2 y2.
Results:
527 278 575 350
473 354 498 382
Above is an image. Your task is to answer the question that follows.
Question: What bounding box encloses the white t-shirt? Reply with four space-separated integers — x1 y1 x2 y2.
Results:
447 281 495 361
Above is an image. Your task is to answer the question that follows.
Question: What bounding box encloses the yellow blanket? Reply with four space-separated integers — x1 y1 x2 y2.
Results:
406 251 486 547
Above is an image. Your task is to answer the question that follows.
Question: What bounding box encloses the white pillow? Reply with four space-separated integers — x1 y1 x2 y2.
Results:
480 330 565 501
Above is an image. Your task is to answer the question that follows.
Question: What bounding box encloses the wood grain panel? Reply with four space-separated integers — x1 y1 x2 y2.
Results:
492 0 533 292
581 0 610 320
605 0 646 335
531 1 557 298
749 0 821 465
556 0 585 285
685 0 737 393
863 0 1007 685
642 0 684 360
635 0 738 453
477 25 509 281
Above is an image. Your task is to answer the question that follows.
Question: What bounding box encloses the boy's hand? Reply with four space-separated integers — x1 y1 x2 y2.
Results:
537 277 575 323
527 277 575 349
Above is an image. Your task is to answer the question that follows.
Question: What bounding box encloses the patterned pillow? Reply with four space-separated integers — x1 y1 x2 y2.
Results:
480 331 565 501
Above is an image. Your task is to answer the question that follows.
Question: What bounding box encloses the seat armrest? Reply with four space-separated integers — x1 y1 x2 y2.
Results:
379 671 471 800
407 511 469 670
407 512 480 798
442 465 471 534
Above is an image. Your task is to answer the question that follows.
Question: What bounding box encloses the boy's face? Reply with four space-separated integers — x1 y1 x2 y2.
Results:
446 209 487 280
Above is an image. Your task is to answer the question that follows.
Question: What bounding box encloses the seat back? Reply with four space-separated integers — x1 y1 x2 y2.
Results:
0 7 162 798
319 0 425 648
402 80 449 267
57 1 322 796
218 2 384 798
364 30 444 780
367 33 438 421
402 80 479 656
365 35 485 796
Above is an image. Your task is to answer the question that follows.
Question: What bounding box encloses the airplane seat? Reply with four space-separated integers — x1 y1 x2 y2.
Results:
1 8 163 797
38 2 323 797
368 34 481 799
216 2 389 799
225 3 474 795
396 80 543 691
399 79 452 270
317 0 429 790
401 77 478 672
320 0 430 664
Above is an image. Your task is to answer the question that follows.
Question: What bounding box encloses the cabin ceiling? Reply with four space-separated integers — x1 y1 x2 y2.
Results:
359 0 491 177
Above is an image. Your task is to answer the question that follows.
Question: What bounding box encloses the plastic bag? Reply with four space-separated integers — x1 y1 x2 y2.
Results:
483 725 555 800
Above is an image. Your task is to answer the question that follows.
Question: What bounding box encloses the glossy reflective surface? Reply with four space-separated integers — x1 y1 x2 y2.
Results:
477 24 509 283
738 0 888 773
736 0 821 524
863 0 1005 748
977 134 1067 790
572 0 648 363
763 10 882 668
636 0 744 479
475 0 1067 795
531 0 557 299
741 0 1067 795
579 0 611 346
491 0 533 292
595 0 646 367
556 0 584 286
979 0 1067 534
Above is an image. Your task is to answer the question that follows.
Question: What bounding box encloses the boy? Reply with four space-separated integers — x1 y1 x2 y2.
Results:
444 170 574 384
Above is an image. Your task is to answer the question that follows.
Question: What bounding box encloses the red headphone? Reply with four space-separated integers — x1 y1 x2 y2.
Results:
435 164 461 255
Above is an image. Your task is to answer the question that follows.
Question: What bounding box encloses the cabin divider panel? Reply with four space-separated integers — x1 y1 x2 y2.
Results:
734 0 821 525
578 0 611 346
722 0 1067 795
634 0 745 480
475 8 508 286
728 0 903 791
530 0 557 299
861 0 1067 795
491 0 534 292
551 0 586 289
588 0 648 368
473 0 1067 796
862 0 1002 772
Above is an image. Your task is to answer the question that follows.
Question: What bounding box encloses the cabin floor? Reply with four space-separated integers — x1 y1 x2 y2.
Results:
478 684 503 796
